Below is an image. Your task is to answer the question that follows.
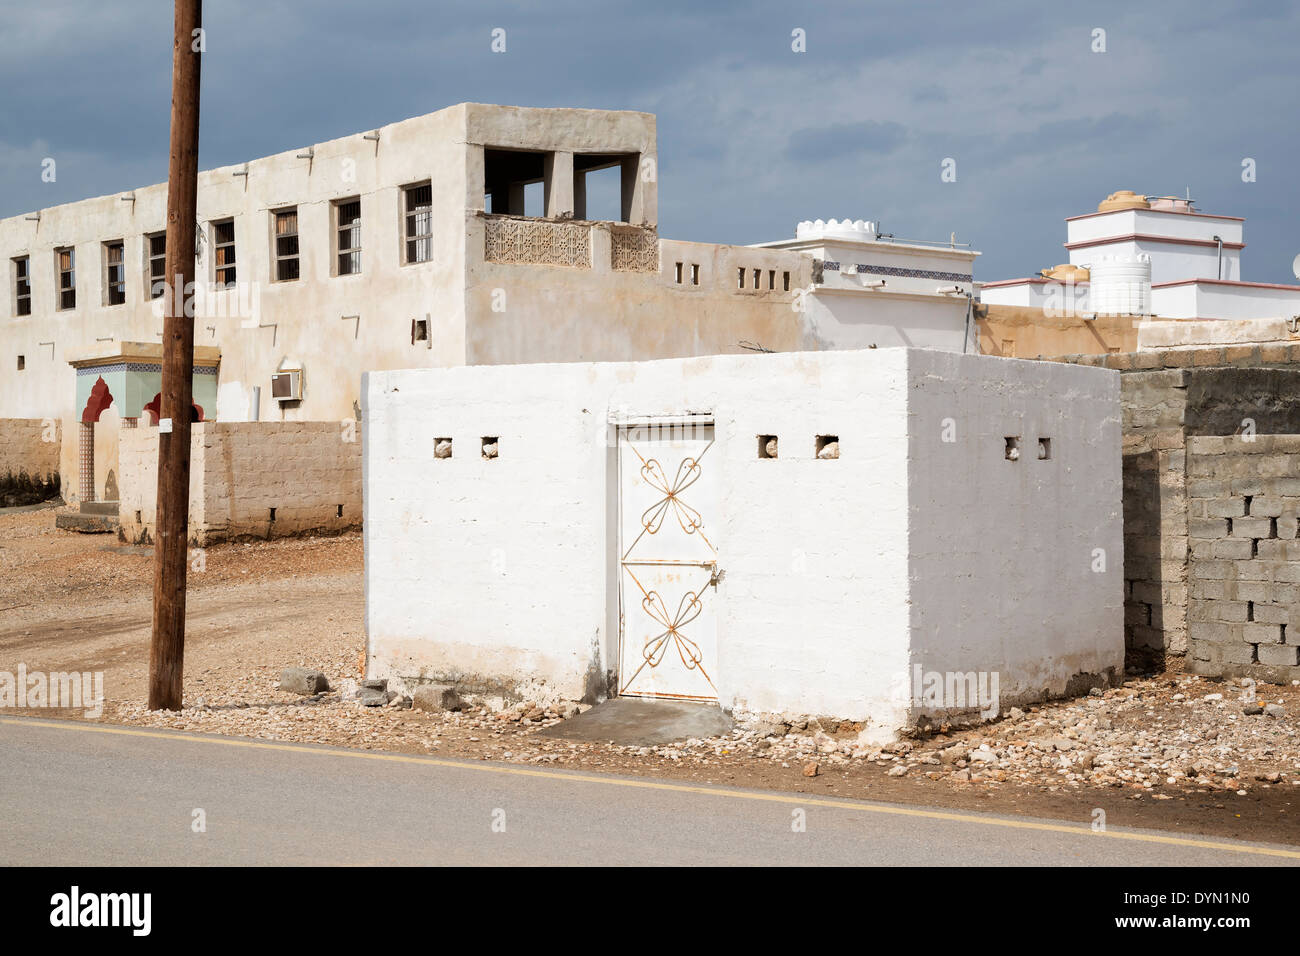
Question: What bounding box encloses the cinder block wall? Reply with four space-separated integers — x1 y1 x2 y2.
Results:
119 422 361 545
1186 435 1300 683
1046 345 1300 672
1118 370 1190 658
0 417 61 482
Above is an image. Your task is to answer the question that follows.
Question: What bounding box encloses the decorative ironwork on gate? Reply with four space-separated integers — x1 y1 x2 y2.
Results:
619 434 718 697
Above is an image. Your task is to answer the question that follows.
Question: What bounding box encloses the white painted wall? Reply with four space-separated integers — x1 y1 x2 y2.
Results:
978 281 1052 309
1066 209 1243 246
906 352 1125 713
1150 281 1300 320
364 348 1122 734
756 220 979 353
1068 239 1239 285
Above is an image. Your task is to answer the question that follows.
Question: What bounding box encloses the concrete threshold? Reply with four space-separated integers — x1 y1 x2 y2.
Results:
536 698 733 747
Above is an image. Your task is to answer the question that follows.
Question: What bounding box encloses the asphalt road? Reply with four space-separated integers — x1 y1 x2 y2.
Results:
2 716 1296 866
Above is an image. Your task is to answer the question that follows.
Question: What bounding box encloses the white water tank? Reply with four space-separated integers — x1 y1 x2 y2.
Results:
1088 254 1151 315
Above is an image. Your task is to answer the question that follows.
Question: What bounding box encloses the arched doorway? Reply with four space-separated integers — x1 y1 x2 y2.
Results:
142 392 204 426
78 377 115 503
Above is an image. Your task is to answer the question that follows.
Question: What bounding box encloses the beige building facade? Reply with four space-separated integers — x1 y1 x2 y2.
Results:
1 103 980 521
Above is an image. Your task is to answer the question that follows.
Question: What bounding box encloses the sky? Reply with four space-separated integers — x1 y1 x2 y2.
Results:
1 0 1297 282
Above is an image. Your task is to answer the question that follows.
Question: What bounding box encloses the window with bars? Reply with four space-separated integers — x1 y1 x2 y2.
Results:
105 241 126 305
147 232 166 299
56 247 75 310
274 208 300 281
335 198 361 276
13 257 30 316
213 220 237 289
404 183 432 264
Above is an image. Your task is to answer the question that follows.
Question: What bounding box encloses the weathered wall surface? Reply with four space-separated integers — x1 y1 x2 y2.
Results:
365 350 912 723
0 417 60 480
1139 317 1300 351
464 232 816 364
119 422 360 545
1119 369 1191 659
977 304 1139 358
1045 345 1300 670
1 105 472 440
118 428 203 542
364 349 1121 731
1186 435 1300 683
907 353 1124 712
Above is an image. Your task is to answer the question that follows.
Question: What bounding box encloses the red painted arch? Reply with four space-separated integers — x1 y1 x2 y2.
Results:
143 393 204 425
81 377 115 423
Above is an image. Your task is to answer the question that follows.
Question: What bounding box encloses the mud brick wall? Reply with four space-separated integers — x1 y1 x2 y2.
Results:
1186 435 1300 683
0 417 61 481
119 422 361 545
1045 346 1300 666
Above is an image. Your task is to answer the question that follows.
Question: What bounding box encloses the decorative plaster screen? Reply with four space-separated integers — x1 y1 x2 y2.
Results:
484 216 591 268
617 420 719 701
610 225 659 272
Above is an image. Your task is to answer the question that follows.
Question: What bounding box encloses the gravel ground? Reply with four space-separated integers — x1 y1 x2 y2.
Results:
4 505 1298 843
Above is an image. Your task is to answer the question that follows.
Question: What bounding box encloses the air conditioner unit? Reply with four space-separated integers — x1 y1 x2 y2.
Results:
270 369 302 402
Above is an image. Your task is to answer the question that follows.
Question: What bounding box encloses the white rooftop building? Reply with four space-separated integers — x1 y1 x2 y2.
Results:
980 191 1300 328
755 217 979 352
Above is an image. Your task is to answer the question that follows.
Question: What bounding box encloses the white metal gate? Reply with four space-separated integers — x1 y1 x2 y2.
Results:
617 419 719 700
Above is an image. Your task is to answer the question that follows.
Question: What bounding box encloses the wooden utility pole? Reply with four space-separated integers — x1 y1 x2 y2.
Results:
148 0 203 711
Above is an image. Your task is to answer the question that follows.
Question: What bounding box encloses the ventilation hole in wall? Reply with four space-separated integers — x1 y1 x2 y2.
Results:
16 355 24 371
737 267 745 289
269 507 277 522
1251 538 1259 558
752 268 761 289
1270 517 1278 539
135 510 142 524
1248 601 1255 622
411 318 429 344
768 269 776 290
336 504 344 518
690 263 700 285
1037 437 1051 460
782 271 790 292
758 435 778 459
1227 517 1233 535
1143 602 1152 625
435 437 453 459
815 435 840 459
1244 495 1253 516
482 436 499 459
1004 437 1021 461
674 261 683 284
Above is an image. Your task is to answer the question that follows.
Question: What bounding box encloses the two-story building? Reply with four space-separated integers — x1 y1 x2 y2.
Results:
0 103 979 533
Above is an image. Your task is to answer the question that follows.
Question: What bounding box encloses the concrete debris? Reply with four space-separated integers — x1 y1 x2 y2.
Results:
278 667 329 696
412 684 462 713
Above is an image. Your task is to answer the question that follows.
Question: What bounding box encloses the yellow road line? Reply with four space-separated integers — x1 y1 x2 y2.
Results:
4 715 1298 861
